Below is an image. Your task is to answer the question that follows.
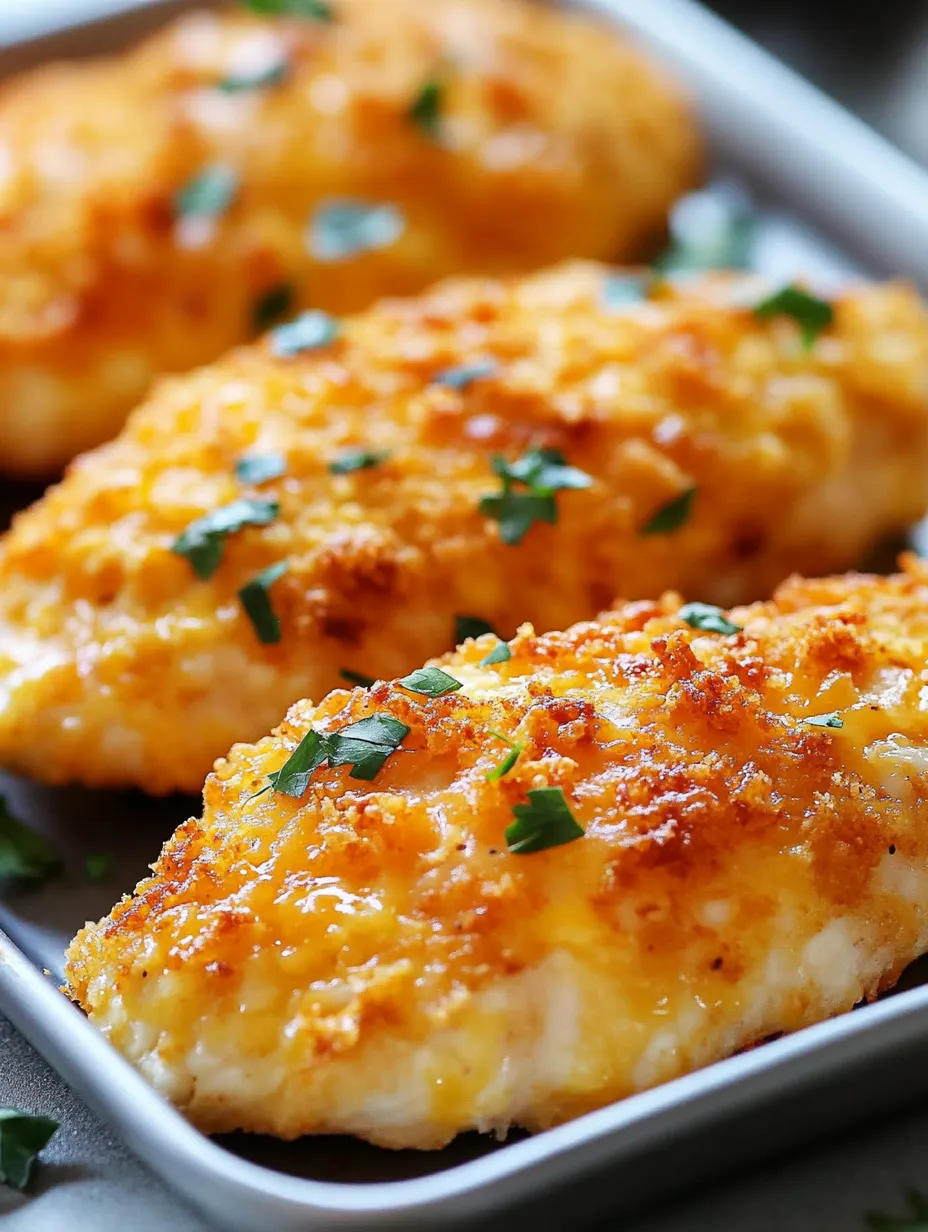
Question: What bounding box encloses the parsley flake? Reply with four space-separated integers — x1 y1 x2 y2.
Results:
398 667 462 697
172 498 279 580
0 798 58 885
480 640 511 666
340 668 376 688
241 0 333 18
235 452 286 485
868 1189 928 1230
218 60 288 92
602 273 650 310
679 602 742 636
485 729 523 782
802 712 844 729
268 714 409 796
328 448 390 475
0 1110 59 1191
479 448 593 546
432 360 497 390
754 284 834 348
505 787 584 855
239 560 289 644
308 200 404 262
270 310 339 357
641 485 696 536
253 283 294 333
655 185 755 274
84 853 113 883
174 164 238 221
408 76 444 139
455 615 497 644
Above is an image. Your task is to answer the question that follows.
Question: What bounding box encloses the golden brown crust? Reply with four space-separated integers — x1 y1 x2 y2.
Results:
0 0 700 475
64 559 928 1146
2 264 928 793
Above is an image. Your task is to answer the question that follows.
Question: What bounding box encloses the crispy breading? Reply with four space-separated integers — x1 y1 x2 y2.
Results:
0 0 700 476
2 264 928 793
64 557 928 1147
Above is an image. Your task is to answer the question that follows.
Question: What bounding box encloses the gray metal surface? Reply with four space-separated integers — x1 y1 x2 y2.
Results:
2 0 928 1229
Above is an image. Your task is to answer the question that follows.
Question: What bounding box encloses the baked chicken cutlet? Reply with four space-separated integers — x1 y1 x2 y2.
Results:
3 264 928 794
65 559 928 1147
0 0 700 476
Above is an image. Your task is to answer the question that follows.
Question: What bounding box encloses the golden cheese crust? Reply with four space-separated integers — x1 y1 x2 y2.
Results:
0 0 700 476
2 263 928 794
64 558 928 1148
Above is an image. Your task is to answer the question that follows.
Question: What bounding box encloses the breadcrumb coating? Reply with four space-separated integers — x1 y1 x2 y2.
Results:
0 0 699 475
1 263 928 794
64 557 928 1148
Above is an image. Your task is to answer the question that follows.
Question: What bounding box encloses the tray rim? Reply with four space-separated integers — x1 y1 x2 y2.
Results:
4 0 928 1228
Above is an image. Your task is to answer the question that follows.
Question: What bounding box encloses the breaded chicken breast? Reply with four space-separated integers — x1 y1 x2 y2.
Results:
64 558 928 1147
0 0 700 476
2 264 928 794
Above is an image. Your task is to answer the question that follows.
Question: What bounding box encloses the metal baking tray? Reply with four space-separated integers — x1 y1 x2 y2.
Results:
4 1 928 1229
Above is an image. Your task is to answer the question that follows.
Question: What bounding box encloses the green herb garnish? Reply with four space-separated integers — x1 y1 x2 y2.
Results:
455 615 496 644
408 76 443 139
0 798 58 885
84 853 113 883
0 1110 58 1191
253 283 294 333
480 640 511 666
485 729 523 782
235 452 286 485
270 310 339 357
172 498 279 580
240 0 333 17
868 1190 928 1230
679 602 742 636
754 284 834 348
268 714 410 796
397 667 462 697
218 60 288 92
640 485 696 536
654 187 755 274
803 712 844 729
174 164 238 221
340 668 376 688
505 787 584 855
432 360 497 390
328 448 390 475
602 273 650 310
308 200 404 261
239 560 289 644
479 448 593 546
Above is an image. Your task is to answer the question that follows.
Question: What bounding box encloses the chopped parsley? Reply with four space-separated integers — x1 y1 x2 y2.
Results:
174 164 238 221
308 200 404 262
235 452 287 485
480 640 511 666
602 273 651 310
240 0 333 17
679 602 742 636
654 184 755 273
504 787 584 855
398 667 462 697
218 60 288 92
455 615 496 644
328 448 390 475
868 1190 928 1230
485 730 523 783
84 853 113 883
0 1110 59 1191
432 360 497 390
268 714 410 796
172 498 279 580
479 448 593 546
340 668 376 688
0 798 58 885
802 712 844 729
640 485 696 536
270 309 339 357
238 560 289 644
408 76 444 139
253 283 294 333
754 284 834 348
